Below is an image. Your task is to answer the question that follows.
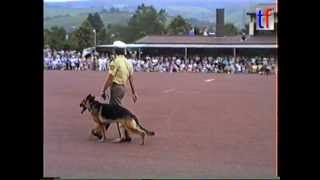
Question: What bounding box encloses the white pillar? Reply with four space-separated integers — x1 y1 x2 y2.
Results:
138 48 141 59
184 48 187 60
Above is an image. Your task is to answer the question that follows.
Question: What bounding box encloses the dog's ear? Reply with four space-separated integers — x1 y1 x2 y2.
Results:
87 94 95 102
86 94 91 100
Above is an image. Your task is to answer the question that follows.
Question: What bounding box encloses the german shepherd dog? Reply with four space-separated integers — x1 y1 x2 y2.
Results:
80 94 155 145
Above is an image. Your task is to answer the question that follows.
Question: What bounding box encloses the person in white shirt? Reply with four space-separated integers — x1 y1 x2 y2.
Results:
52 57 58 70
143 60 149 72
79 57 84 71
210 62 215 72
131 57 137 68
71 56 76 70
176 58 181 66
235 63 241 73
241 64 245 73
230 63 236 74
201 60 207 72
151 57 158 72
165 60 170 72
157 62 162 72
135 59 143 72
98 57 103 71
126 55 134 67
257 63 263 73
195 56 200 62
104 56 108 71
251 58 255 65
57 56 62 70
187 60 193 72
180 60 186 72
252 63 258 73
206 61 212 72
193 61 198 72
75 56 80 71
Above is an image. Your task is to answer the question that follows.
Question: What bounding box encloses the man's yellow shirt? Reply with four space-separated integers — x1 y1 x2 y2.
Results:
108 55 133 85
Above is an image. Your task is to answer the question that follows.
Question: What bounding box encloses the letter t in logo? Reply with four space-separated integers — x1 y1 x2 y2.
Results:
257 10 264 29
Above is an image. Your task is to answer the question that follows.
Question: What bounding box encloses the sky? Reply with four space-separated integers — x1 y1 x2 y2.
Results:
44 0 88 2
44 0 275 2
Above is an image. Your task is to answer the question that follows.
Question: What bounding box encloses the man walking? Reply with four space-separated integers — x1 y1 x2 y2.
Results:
100 47 138 143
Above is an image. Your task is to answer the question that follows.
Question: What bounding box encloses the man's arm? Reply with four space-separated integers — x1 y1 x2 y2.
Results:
101 73 114 97
101 61 118 98
128 75 138 103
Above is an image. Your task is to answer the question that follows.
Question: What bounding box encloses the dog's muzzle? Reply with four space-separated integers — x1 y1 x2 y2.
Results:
80 103 87 114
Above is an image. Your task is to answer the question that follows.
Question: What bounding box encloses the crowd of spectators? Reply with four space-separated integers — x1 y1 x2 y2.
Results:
44 49 277 74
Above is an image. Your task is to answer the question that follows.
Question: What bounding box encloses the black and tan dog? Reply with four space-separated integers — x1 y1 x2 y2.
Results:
80 94 155 145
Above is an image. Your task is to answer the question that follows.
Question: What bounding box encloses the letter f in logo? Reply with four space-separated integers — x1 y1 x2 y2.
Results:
265 8 273 28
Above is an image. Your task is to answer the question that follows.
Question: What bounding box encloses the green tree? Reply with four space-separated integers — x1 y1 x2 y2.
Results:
167 15 192 35
127 4 167 42
194 26 200 35
97 28 109 45
67 31 80 50
44 29 50 47
87 12 104 33
73 20 95 51
224 23 240 36
107 24 131 43
241 23 249 34
44 26 67 50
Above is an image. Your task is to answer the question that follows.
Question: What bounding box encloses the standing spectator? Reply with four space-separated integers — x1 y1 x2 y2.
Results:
92 56 97 71
136 59 143 72
252 63 258 73
151 57 158 72
235 63 241 73
205 60 212 73
98 56 104 71
164 58 170 72
257 63 263 74
180 60 186 72
187 60 193 72
70 55 75 70
75 56 80 71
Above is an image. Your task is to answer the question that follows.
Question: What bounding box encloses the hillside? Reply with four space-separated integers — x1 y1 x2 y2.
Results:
44 0 276 30
44 10 132 31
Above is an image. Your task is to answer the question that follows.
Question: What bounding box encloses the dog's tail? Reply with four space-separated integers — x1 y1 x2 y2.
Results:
131 115 155 136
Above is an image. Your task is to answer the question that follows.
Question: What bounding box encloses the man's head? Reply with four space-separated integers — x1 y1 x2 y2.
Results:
114 48 125 56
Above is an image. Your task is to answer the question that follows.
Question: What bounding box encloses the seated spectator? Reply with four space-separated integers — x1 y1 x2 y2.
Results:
187 59 192 71
43 49 277 75
235 63 242 73
192 61 198 72
180 60 186 72
257 63 263 73
252 63 258 73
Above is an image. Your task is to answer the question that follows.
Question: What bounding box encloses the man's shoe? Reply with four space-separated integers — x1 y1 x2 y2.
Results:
111 137 132 143
124 137 132 142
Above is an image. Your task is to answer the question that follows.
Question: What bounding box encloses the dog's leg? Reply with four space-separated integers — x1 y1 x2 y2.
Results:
126 120 146 145
101 123 106 142
97 124 106 143
116 122 122 138
91 123 102 140
105 123 111 132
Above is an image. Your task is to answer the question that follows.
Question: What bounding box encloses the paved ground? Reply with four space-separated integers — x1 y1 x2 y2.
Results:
44 71 277 179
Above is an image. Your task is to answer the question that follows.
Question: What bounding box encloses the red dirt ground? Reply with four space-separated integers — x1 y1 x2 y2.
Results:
44 71 277 178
